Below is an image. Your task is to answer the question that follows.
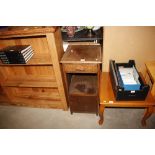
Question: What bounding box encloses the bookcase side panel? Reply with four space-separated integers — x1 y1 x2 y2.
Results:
46 30 68 110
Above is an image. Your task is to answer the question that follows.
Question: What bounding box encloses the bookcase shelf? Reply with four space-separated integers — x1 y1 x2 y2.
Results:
0 27 68 110
0 36 53 65
1 79 57 88
0 63 53 66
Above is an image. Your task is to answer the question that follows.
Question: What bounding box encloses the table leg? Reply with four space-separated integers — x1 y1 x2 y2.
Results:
98 104 105 125
141 106 153 127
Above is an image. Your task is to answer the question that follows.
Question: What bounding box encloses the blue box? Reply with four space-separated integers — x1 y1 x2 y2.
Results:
123 83 141 91
118 66 141 91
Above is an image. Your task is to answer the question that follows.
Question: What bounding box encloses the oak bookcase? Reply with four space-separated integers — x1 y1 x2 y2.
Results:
0 26 68 110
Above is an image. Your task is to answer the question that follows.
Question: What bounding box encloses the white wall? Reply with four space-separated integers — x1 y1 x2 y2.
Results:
103 26 155 74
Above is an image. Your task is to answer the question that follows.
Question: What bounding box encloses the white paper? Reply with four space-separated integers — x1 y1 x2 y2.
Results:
118 66 139 85
63 42 69 52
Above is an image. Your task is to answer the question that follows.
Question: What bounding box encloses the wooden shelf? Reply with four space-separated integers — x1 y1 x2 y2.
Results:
0 36 53 65
0 59 53 65
1 79 57 88
0 66 57 87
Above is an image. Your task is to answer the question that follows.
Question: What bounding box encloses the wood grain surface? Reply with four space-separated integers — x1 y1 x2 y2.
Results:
0 26 57 38
61 45 102 64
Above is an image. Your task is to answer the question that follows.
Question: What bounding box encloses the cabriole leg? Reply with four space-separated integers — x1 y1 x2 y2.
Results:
141 106 153 126
98 104 105 125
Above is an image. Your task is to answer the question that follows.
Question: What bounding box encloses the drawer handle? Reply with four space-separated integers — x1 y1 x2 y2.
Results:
75 67 85 71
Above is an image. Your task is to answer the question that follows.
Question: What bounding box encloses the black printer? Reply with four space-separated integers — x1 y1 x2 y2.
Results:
109 60 150 101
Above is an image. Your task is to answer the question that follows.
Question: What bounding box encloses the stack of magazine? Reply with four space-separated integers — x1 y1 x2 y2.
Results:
0 45 34 64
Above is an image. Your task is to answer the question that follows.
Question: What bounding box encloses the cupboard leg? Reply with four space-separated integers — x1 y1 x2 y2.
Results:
70 110 73 115
141 106 153 127
98 104 105 125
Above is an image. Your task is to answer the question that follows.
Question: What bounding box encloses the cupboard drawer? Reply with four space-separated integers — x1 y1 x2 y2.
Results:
63 64 98 73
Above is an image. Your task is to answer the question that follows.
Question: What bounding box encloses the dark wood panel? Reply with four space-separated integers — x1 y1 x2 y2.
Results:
69 74 99 114
69 95 99 114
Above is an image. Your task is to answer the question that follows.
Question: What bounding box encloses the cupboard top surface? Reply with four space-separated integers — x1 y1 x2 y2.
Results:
145 61 155 82
61 45 102 64
0 26 57 38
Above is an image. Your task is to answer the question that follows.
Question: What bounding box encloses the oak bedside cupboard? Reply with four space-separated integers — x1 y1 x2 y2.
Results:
0 26 68 110
61 45 102 114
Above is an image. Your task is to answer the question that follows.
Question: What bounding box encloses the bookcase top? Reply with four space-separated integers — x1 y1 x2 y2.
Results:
0 26 57 38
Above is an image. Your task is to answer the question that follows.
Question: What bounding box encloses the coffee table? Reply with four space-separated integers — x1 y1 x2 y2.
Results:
99 72 155 126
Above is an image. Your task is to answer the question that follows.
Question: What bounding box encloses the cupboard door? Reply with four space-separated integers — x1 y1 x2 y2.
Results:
69 95 99 113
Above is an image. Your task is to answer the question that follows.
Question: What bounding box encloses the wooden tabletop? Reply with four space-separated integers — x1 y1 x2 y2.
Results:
100 72 155 107
145 61 155 83
61 45 102 64
0 26 57 38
